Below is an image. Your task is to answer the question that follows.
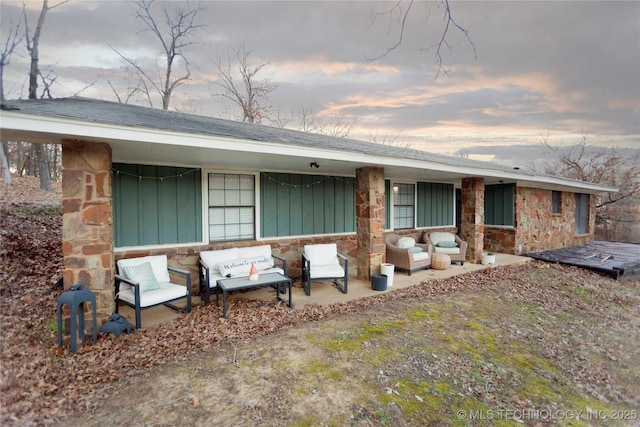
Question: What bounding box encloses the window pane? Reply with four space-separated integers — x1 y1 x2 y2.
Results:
240 223 254 238
240 189 254 206
239 175 253 189
209 224 226 241
239 207 253 222
209 189 225 206
225 189 240 205
209 174 224 189
226 208 240 223
209 208 225 225
225 174 239 190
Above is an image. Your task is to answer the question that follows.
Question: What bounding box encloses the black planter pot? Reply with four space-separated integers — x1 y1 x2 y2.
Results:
371 273 387 291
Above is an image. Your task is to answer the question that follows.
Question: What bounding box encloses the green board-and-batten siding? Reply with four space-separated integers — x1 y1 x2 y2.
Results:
113 164 202 247
260 173 356 237
485 183 515 226
385 180 454 229
416 182 454 227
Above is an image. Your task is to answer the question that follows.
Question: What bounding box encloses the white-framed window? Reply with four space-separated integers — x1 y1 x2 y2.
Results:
393 182 415 229
208 173 255 241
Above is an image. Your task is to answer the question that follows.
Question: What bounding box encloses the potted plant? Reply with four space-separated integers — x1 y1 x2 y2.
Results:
481 251 496 265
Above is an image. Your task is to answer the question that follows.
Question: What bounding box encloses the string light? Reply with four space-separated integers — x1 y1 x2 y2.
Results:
261 172 355 188
112 168 354 186
112 168 198 180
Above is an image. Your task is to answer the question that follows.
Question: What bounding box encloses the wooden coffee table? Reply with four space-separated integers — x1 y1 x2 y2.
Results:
215 272 292 318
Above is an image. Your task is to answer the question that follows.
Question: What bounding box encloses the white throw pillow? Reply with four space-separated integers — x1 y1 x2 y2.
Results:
304 244 339 266
429 232 456 245
217 256 274 277
397 236 416 249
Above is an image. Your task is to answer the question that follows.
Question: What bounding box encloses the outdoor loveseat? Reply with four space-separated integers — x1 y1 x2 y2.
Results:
198 245 287 304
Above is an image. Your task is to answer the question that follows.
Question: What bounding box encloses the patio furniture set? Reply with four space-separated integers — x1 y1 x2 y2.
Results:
113 232 467 328
114 243 349 327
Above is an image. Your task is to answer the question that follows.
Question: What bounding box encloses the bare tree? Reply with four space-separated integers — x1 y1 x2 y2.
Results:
23 0 68 191
112 0 205 110
366 0 476 77
0 14 25 183
0 14 24 102
368 131 412 148
212 44 277 124
295 106 353 138
542 135 640 242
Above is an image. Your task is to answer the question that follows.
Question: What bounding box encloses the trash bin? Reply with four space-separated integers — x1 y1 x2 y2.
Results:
371 273 387 291
381 263 395 287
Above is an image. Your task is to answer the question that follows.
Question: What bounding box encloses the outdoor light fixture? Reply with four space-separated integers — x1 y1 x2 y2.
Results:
309 161 320 169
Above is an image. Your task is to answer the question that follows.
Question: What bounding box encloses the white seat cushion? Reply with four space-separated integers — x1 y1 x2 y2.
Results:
412 252 430 262
118 281 187 307
309 264 345 279
434 246 461 255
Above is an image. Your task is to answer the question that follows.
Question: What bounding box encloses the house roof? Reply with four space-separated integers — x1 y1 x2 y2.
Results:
0 97 616 193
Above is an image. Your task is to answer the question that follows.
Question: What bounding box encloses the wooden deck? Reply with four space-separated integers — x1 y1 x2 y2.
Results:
527 240 640 281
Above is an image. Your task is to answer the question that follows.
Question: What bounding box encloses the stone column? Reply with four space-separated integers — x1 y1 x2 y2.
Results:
355 167 385 281
62 140 113 325
461 177 484 263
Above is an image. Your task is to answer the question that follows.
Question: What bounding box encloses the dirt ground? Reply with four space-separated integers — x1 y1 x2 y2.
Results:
2 176 639 426
61 265 640 427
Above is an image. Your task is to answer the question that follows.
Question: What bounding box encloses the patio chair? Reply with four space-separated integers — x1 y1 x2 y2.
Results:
301 243 348 296
424 231 468 265
115 255 192 329
384 233 432 275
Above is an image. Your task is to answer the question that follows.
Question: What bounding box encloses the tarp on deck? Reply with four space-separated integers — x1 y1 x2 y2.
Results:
527 241 640 281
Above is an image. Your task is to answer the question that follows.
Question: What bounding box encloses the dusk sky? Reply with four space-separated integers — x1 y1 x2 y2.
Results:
2 1 639 166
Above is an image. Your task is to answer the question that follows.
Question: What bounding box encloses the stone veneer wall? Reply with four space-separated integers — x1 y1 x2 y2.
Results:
460 177 485 263
355 167 385 281
62 140 113 324
484 187 595 254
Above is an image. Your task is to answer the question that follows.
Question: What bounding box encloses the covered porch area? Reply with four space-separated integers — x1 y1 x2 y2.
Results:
121 253 531 327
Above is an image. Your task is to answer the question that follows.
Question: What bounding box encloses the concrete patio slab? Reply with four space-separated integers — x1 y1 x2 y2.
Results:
118 253 530 328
